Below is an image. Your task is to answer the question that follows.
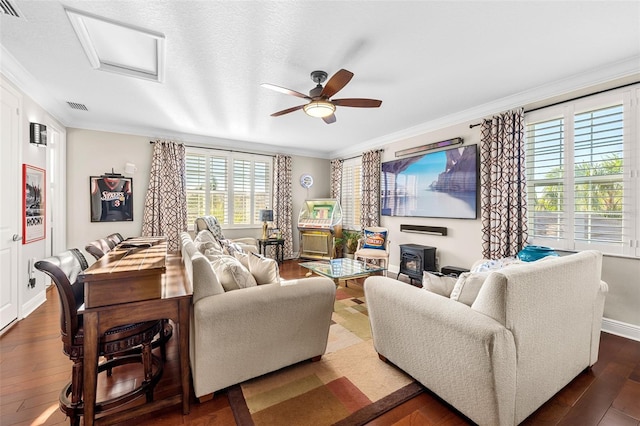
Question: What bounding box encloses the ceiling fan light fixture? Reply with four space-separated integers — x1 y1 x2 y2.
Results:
303 100 335 118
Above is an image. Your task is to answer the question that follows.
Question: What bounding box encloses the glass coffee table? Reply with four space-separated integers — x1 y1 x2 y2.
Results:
299 258 386 287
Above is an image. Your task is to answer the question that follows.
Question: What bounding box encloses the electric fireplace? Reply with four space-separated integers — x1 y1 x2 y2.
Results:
397 244 437 285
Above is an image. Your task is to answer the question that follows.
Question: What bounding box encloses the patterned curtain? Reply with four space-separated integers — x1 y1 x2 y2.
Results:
360 149 383 228
330 159 343 200
142 140 187 251
480 108 528 259
273 155 293 259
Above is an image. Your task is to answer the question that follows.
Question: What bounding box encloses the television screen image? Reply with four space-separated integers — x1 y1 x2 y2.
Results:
381 145 477 219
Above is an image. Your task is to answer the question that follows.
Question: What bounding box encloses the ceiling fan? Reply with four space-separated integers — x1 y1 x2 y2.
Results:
261 69 382 124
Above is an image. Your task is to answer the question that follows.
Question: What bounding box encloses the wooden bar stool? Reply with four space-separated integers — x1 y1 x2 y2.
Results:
35 249 165 426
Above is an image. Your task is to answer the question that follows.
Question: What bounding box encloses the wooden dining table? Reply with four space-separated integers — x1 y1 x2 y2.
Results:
77 237 192 425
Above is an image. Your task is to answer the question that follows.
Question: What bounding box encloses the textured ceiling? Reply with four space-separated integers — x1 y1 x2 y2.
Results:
1 1 639 158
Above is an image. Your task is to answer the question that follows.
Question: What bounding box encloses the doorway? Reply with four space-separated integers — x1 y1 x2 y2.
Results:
0 81 21 330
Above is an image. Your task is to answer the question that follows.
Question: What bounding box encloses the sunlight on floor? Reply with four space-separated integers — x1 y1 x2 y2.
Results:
31 403 59 426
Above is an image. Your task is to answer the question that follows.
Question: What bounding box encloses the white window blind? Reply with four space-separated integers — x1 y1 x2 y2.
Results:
185 149 272 229
341 157 362 230
526 87 637 257
185 153 207 226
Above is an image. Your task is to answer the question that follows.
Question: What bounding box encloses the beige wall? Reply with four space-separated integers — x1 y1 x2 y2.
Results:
66 129 152 262
66 128 329 259
380 120 484 272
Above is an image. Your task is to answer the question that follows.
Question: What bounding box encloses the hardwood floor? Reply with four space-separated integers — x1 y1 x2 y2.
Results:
1 259 638 425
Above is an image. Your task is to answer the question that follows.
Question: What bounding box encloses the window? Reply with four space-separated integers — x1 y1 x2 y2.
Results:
525 86 639 257
185 149 272 229
341 157 362 230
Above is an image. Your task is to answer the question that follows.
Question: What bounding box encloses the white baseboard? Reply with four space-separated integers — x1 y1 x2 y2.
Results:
602 317 640 342
21 289 46 319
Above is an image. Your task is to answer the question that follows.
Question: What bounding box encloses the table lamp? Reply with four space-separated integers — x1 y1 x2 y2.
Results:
259 209 273 239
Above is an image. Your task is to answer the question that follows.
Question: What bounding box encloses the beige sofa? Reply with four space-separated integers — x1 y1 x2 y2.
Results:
365 250 608 426
180 232 336 399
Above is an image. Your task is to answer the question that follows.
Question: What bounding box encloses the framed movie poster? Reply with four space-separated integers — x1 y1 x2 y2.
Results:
90 176 134 222
23 164 46 244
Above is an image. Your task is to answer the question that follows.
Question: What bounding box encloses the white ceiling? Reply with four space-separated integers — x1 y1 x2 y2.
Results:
2 1 639 158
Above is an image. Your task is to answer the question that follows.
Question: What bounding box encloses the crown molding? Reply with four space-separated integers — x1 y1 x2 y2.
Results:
330 56 640 159
0 44 71 125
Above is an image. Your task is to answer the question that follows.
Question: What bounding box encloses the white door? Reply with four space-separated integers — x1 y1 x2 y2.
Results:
0 83 21 330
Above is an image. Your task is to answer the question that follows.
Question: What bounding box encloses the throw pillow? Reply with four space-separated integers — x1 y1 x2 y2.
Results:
362 229 387 250
195 230 217 244
471 257 523 272
450 271 491 306
209 256 257 291
247 253 280 285
219 239 243 256
204 242 224 256
194 240 215 254
233 251 250 269
422 271 458 297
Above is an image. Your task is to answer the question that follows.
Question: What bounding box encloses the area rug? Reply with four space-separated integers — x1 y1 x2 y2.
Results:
228 283 424 426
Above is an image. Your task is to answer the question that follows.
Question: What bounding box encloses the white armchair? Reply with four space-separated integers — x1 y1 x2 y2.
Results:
354 227 390 272
365 250 608 425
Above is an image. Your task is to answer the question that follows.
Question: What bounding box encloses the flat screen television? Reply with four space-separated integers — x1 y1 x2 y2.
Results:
381 144 477 219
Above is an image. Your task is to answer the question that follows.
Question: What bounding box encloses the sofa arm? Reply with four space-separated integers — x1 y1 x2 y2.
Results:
190 276 336 397
364 276 517 426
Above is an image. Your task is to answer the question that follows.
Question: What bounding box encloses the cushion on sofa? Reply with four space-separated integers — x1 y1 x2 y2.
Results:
450 271 491 306
422 271 457 297
233 251 250 269
247 253 280 285
209 256 257 291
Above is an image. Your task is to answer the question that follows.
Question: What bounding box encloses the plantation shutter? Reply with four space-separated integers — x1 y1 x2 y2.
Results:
526 117 566 244
253 159 271 222
341 157 362 230
233 159 252 225
573 105 625 246
526 99 629 255
185 153 206 226
209 156 228 224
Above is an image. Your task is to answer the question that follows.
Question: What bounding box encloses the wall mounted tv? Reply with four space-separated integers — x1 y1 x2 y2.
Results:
381 144 478 219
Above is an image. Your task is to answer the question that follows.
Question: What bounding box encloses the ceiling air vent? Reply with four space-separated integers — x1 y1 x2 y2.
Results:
67 102 88 111
1 0 21 17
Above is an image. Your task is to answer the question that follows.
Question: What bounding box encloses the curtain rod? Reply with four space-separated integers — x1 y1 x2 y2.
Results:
338 148 384 162
469 80 639 129
149 140 275 158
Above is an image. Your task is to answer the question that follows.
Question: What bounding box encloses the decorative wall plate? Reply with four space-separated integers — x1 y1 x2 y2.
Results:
300 174 314 188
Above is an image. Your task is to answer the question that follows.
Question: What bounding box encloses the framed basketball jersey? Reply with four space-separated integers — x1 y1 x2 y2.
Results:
90 176 134 222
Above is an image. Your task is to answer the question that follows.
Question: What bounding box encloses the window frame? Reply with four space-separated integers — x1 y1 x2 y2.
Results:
525 86 639 257
185 147 273 231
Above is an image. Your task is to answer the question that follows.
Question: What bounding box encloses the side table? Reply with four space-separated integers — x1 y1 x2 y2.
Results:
257 238 285 263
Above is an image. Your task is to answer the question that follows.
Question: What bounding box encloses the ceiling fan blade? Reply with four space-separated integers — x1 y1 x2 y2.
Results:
271 104 305 117
321 69 354 98
332 98 382 108
323 114 337 124
261 83 311 100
